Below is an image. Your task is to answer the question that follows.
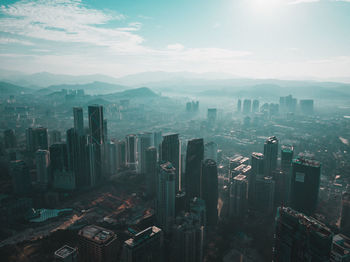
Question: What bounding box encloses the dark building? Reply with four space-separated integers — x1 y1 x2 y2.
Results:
185 138 204 200
175 191 187 216
122 226 163 262
88 105 104 144
26 127 48 151
274 207 333 262
290 157 321 215
49 130 61 145
161 133 181 191
254 176 275 214
273 169 290 208
207 108 217 125
126 134 137 170
331 234 350 262
50 143 69 173
250 152 264 205
201 159 218 226
4 129 16 149
10 160 32 195
138 132 152 174
145 146 157 196
281 145 294 173
229 174 248 218
117 140 127 169
340 191 350 237
237 99 242 112
263 136 278 176
73 107 84 136
78 225 119 262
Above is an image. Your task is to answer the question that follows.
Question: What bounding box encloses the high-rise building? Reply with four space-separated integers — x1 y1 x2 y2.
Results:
153 131 162 152
49 130 61 145
126 134 137 170
35 149 50 188
107 140 117 176
4 129 16 149
201 159 218 226
263 136 278 176
207 108 217 125
185 138 204 200
88 105 104 144
252 99 259 113
26 127 48 151
189 197 207 227
237 99 242 113
242 99 251 114
290 157 321 215
249 152 264 206
156 162 176 232
175 191 187 216
280 94 297 113
340 190 350 237
10 160 32 195
117 140 127 169
73 107 84 136
122 226 163 262
281 145 294 173
161 133 181 191
171 212 205 262
254 176 275 214
145 146 157 196
274 207 333 262
78 225 119 262
54 245 78 262
300 99 314 115
204 141 218 163
229 174 248 218
273 169 290 208
137 132 152 174
331 234 350 262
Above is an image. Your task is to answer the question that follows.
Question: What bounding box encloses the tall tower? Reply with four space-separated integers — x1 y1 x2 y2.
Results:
204 141 218 162
340 190 350 237
145 147 157 196
250 152 264 206
252 99 259 113
10 160 32 195
290 156 321 215
201 159 218 226
156 162 176 232
185 138 204 200
161 134 181 191
26 127 48 151
35 149 50 188
229 174 248 218
88 105 104 145
242 99 251 114
263 136 278 176
137 132 152 174
237 99 242 113
117 140 127 169
126 134 137 170
73 107 84 136
281 145 294 172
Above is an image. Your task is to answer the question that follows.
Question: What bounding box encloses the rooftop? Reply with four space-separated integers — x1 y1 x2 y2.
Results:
79 225 115 244
292 157 321 168
281 145 294 153
252 152 264 159
124 226 161 248
233 174 247 181
332 234 350 257
265 136 278 144
54 245 76 258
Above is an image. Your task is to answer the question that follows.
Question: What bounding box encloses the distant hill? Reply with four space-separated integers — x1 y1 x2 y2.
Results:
103 87 158 100
0 81 32 95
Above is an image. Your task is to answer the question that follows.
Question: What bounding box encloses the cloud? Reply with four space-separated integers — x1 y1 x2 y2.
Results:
0 0 143 52
167 43 185 51
287 0 320 4
0 37 33 45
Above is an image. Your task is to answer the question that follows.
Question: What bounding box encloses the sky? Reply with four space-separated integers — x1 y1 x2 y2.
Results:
0 0 350 79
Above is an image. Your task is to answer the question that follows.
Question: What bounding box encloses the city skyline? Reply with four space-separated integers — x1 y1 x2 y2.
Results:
0 0 350 80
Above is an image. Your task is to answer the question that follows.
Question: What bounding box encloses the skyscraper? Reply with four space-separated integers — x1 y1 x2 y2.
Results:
73 107 84 136
26 127 48 151
78 225 119 262
145 146 157 196
242 99 251 114
126 134 137 170
331 234 350 262
10 160 32 195
122 226 163 262
107 140 117 176
249 152 264 205
207 108 217 125
290 157 321 215
117 140 127 169
201 159 218 225
252 99 259 113
161 133 181 191
237 99 242 113
156 162 176 232
49 130 61 146
4 129 16 149
185 138 204 200
229 174 248 218
274 207 333 262
340 190 350 237
54 245 78 262
35 149 50 188
273 169 290 208
281 145 294 173
263 136 278 176
300 99 314 115
254 176 275 214
137 132 152 174
88 105 104 144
